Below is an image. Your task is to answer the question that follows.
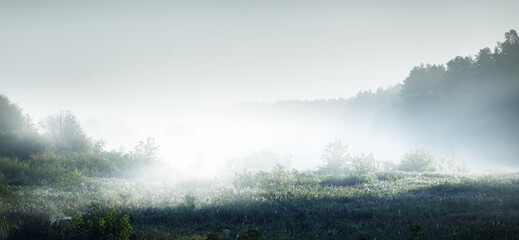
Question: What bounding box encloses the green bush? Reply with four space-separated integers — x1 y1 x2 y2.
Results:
206 232 220 240
0 95 46 159
27 163 63 185
0 157 29 185
0 130 46 159
39 110 92 153
56 169 84 189
351 154 378 174
376 172 404 182
233 165 297 191
437 152 468 173
397 147 436 172
71 203 133 240
6 204 133 240
318 140 350 175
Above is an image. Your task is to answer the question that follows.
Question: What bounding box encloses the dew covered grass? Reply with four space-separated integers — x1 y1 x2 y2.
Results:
1 171 519 239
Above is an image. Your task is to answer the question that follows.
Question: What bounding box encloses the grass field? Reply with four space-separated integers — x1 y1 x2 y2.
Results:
1 169 519 239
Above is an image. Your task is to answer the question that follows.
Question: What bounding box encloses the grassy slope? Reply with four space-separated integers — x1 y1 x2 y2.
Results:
1 172 519 239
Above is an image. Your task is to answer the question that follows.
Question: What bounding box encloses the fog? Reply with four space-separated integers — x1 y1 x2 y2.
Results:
1 0 519 180
81 97 411 179
81 76 519 179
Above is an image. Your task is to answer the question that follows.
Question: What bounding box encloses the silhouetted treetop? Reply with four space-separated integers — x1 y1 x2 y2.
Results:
39 110 91 152
0 95 33 132
394 29 519 163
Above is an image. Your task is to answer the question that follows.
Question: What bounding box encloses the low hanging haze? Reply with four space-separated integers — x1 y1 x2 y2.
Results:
1 0 518 176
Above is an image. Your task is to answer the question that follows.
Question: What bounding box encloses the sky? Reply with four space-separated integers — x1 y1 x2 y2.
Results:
1 0 518 175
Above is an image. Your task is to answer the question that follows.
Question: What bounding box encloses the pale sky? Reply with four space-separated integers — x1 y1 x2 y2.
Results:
1 0 518 164
1 0 518 121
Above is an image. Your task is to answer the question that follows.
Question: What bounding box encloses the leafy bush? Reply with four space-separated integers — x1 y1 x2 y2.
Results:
0 140 165 187
29 151 115 180
39 110 92 153
233 169 258 189
5 204 133 240
56 169 84 190
0 95 46 159
318 140 350 175
0 157 29 185
0 94 164 184
128 138 159 168
351 154 378 174
376 172 404 182
397 147 436 172
71 203 133 240
205 232 220 240
408 224 423 240
233 165 296 191
0 130 45 159
0 155 76 186
437 152 468 173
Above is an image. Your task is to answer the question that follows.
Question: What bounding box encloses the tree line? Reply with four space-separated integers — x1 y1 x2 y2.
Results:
394 29 519 162
0 96 159 186
242 29 519 166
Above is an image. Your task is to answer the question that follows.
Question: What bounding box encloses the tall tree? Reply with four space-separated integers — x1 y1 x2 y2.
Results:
40 111 91 152
0 95 32 132
319 140 350 175
0 95 44 158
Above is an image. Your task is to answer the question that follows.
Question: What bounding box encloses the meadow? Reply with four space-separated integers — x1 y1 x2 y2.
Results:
1 169 518 240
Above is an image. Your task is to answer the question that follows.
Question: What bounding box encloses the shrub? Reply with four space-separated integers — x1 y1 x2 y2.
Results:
0 95 46 159
206 232 220 240
437 152 468 173
351 154 378 174
0 130 45 159
233 165 296 191
56 169 84 190
318 140 350 175
376 172 404 182
128 138 159 168
397 147 436 172
0 157 29 185
39 110 92 153
408 224 424 240
71 203 133 240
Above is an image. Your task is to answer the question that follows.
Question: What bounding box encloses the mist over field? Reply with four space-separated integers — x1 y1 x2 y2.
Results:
2 1 518 178
81 91 409 179
1 1 519 239
73 73 519 178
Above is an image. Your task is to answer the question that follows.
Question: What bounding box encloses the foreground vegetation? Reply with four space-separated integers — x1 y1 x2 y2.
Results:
1 170 519 239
